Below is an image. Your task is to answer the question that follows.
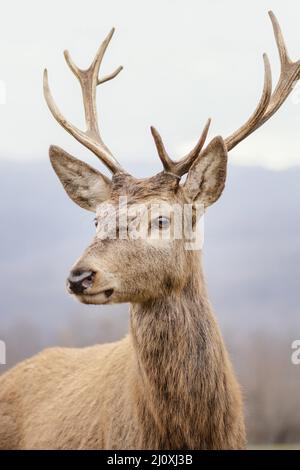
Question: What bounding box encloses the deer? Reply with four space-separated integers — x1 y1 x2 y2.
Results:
0 11 299 450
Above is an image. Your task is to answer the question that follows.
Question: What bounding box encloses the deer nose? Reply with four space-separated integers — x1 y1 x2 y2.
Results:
67 269 95 294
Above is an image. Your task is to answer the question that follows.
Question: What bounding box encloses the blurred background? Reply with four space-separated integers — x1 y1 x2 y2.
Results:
0 0 300 446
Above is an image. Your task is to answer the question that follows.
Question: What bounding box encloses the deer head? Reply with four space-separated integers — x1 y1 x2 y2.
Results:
44 12 300 305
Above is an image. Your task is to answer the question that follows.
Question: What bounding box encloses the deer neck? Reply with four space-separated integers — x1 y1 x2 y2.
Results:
129 252 241 448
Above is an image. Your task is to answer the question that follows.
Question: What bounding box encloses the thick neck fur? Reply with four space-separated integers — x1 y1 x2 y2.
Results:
129 253 245 450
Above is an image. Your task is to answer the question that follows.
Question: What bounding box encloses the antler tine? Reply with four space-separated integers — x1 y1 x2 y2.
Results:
151 118 211 177
150 126 174 173
175 118 211 175
43 29 125 175
225 54 272 151
98 66 123 85
225 11 300 152
269 10 290 68
261 11 300 122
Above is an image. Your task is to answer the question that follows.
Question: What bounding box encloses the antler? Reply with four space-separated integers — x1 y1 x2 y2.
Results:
151 11 300 177
150 118 211 177
225 11 300 151
43 29 124 174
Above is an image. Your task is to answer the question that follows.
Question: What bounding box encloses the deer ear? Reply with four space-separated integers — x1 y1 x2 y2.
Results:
183 136 227 207
49 145 111 212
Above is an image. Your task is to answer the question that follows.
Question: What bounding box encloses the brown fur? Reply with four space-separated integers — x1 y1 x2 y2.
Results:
4 12 298 448
0 167 246 450
10 12 296 448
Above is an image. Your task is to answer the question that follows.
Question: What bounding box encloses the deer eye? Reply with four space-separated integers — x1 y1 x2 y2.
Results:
94 218 98 228
154 216 170 229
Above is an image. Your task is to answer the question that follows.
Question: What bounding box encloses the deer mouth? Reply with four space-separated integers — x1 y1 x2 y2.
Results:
76 288 115 304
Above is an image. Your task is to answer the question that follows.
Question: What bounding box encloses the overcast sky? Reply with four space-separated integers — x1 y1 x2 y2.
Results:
0 0 299 174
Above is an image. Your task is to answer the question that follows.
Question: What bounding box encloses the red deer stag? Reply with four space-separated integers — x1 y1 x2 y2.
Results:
0 11 299 450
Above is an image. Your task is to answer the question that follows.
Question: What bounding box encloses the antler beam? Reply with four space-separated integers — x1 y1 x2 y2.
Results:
151 11 300 177
225 11 300 151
